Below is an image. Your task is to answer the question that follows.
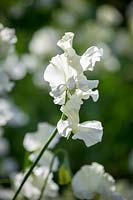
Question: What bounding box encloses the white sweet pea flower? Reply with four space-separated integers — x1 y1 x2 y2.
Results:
57 94 103 147
44 32 103 105
23 122 60 151
72 162 116 200
12 166 59 200
44 53 78 105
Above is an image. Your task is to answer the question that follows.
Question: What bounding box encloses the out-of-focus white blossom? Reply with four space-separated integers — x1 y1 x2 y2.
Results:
21 54 41 73
0 23 17 59
29 150 59 172
8 104 29 127
12 166 59 199
112 30 133 58
100 43 120 72
96 5 122 26
3 53 27 80
72 162 116 200
29 27 59 57
0 98 13 126
23 122 60 151
76 22 114 49
0 70 14 94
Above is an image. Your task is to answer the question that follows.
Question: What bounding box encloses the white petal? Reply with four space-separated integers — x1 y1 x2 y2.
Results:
72 121 103 147
78 75 99 92
80 46 103 71
90 89 99 102
44 54 77 88
57 119 72 137
61 94 83 128
53 91 66 105
57 32 74 51
44 55 66 87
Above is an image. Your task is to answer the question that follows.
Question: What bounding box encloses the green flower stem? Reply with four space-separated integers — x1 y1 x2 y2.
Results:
12 127 58 200
38 149 68 200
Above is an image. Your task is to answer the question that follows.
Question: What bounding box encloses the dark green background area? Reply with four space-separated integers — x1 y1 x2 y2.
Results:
0 0 133 183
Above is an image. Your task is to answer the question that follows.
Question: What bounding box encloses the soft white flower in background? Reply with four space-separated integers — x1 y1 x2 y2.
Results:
0 70 14 94
21 53 41 73
72 162 116 200
112 30 133 58
100 43 120 72
23 122 60 151
29 150 59 172
0 23 17 60
0 98 13 126
29 27 59 57
76 22 114 49
96 5 123 26
8 103 29 127
3 53 27 80
12 166 59 200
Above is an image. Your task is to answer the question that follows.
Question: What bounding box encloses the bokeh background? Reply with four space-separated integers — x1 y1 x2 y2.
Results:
0 0 133 198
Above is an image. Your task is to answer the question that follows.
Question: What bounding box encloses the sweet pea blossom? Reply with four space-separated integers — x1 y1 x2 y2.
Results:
12 166 59 200
23 122 60 151
57 94 103 147
44 32 103 147
72 162 116 200
44 32 102 105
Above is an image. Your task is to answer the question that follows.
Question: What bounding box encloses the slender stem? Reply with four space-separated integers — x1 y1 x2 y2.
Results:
12 127 58 200
37 155 55 200
37 149 68 200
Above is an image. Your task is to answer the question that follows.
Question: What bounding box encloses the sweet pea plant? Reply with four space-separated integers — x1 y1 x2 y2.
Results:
10 32 125 200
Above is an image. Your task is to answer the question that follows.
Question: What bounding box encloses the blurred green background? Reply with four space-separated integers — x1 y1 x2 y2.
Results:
0 0 133 185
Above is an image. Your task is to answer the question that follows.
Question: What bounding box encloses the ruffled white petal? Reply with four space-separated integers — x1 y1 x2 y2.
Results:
57 32 74 51
80 46 103 71
57 119 72 137
72 121 103 147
